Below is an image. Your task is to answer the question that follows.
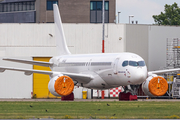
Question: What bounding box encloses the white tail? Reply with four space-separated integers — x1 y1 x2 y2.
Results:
53 4 71 55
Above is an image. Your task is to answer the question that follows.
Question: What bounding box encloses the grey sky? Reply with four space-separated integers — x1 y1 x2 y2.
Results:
116 0 180 24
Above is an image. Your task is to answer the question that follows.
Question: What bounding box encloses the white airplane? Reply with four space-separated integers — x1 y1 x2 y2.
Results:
0 4 179 98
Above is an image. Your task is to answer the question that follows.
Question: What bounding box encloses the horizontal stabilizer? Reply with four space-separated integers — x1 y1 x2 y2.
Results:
3 58 53 67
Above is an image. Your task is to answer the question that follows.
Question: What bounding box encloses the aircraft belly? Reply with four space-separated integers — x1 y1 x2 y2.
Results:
83 75 111 89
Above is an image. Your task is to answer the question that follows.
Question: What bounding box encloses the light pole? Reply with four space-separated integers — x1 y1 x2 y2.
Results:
101 0 105 100
118 11 121 23
129 15 134 24
102 0 105 53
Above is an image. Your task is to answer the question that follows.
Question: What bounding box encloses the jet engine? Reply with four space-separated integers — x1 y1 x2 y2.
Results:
142 74 168 97
48 74 74 96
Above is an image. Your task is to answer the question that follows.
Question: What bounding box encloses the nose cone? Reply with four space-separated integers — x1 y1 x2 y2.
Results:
133 69 147 84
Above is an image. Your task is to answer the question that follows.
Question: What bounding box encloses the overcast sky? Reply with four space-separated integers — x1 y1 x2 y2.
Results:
116 0 180 24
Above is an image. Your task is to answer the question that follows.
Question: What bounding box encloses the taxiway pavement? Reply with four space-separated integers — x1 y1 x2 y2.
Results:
0 98 179 102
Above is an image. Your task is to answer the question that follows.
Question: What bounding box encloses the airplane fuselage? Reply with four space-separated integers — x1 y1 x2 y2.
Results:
50 52 148 89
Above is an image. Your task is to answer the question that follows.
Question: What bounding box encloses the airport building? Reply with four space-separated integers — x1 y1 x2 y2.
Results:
1 23 180 98
0 0 116 23
0 0 115 99
0 0 180 99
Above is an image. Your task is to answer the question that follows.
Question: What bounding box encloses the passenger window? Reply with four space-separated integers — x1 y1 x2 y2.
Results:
122 61 128 67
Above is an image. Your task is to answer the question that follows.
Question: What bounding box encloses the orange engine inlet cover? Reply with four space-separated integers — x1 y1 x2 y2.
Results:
148 76 168 96
54 76 74 96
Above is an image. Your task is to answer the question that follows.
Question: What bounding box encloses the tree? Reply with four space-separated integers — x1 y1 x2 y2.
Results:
153 2 180 25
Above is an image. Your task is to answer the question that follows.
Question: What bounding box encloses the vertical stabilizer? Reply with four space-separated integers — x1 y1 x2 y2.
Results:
53 4 71 55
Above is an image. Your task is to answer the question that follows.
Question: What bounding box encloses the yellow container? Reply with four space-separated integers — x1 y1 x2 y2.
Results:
167 75 173 82
82 91 87 99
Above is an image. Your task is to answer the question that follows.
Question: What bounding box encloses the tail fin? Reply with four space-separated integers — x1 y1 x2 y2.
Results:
53 4 71 55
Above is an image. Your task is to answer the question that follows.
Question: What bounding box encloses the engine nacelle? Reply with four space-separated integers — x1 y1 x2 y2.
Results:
142 74 168 97
48 75 74 96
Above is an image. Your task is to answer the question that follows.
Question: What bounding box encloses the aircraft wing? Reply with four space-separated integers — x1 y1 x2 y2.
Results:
3 58 53 67
148 68 180 75
62 72 93 83
0 66 93 83
0 66 54 75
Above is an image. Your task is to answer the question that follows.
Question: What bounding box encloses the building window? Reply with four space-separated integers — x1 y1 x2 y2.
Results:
7 3 11 12
23 2 27 11
90 1 109 23
105 2 109 10
96 2 102 10
47 0 58 10
3 3 7 12
18 2 23 11
0 1 35 13
10 3 14 11
14 3 19 11
0 4 3 12
30 2 35 10
27 2 31 10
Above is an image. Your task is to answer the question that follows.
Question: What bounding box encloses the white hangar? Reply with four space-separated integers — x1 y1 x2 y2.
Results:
0 23 180 98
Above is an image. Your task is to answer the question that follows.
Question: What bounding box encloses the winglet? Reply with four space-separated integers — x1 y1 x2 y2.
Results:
53 4 71 55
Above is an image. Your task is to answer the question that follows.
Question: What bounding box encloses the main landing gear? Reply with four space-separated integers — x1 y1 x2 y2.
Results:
119 85 139 101
61 92 74 101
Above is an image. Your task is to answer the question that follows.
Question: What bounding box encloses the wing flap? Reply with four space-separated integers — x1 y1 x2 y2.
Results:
0 66 54 75
3 58 53 67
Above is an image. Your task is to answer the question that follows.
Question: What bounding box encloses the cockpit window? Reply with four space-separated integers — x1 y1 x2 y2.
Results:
138 61 145 66
122 60 145 67
129 61 138 66
122 61 128 67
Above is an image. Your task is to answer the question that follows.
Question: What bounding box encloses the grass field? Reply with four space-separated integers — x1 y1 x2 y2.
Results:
0 101 180 119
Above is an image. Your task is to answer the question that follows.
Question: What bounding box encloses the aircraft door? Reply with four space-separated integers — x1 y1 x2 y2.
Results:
86 59 92 70
113 58 119 74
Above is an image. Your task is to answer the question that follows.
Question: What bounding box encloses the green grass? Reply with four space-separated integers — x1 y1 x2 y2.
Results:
0 101 179 119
